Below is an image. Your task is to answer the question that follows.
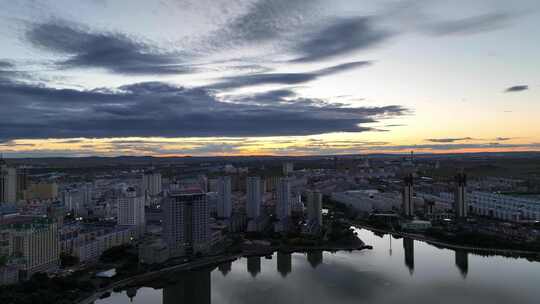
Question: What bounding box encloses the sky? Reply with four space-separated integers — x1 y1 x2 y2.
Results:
0 0 539 157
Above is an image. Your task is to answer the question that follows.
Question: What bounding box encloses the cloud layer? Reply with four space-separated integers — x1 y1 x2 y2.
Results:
504 85 528 93
26 21 189 75
0 79 405 141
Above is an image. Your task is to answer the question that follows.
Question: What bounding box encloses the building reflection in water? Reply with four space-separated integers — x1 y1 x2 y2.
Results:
126 287 138 302
162 269 211 304
403 238 415 275
247 256 261 277
307 251 323 268
218 261 232 276
277 252 292 277
455 250 469 278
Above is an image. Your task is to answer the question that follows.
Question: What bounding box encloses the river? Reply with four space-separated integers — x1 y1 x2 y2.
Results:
95 228 540 304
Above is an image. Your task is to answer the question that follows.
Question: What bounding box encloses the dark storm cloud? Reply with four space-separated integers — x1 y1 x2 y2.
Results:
0 80 406 140
291 17 390 62
426 137 473 143
209 61 371 90
25 21 189 75
504 85 528 93
425 13 512 36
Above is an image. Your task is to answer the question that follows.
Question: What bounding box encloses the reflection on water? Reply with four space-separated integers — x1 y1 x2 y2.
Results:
277 252 292 277
455 250 469 278
247 256 261 277
96 229 540 304
163 269 211 304
218 261 232 276
307 251 323 268
403 238 414 275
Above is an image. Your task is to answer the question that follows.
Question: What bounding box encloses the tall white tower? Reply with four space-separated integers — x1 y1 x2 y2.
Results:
216 176 232 219
246 176 261 219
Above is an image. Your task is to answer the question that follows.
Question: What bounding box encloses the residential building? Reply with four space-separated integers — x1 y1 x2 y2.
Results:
23 182 58 201
5 217 60 278
307 190 322 227
282 162 294 176
216 176 232 219
275 178 291 232
0 159 17 204
469 191 540 221
117 187 145 237
246 177 261 219
142 171 162 197
163 190 209 257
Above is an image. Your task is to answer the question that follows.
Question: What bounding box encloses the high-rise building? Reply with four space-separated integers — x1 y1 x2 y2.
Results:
81 182 93 207
216 176 232 219
117 187 145 237
0 159 17 204
16 167 29 201
61 189 83 215
307 190 323 227
163 190 209 256
282 162 294 176
274 178 291 232
402 174 414 217
246 177 261 219
7 217 60 278
454 173 467 218
276 177 291 220
142 171 162 197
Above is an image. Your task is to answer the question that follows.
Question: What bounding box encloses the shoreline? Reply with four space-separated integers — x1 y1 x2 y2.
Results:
355 224 540 259
78 243 371 304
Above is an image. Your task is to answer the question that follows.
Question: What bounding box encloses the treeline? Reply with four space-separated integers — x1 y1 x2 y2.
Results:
0 272 93 304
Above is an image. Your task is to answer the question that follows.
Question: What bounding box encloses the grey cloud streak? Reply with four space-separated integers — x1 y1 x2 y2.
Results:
426 137 474 143
208 61 372 90
505 85 528 93
424 12 513 36
291 17 390 62
26 21 190 75
0 80 406 141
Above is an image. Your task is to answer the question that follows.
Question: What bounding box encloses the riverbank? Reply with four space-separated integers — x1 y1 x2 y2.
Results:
78 242 371 304
355 224 540 260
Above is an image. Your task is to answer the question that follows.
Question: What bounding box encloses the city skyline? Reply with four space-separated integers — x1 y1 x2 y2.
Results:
1 0 540 157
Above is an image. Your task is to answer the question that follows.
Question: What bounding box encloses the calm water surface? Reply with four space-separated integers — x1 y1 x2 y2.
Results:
96 228 540 304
